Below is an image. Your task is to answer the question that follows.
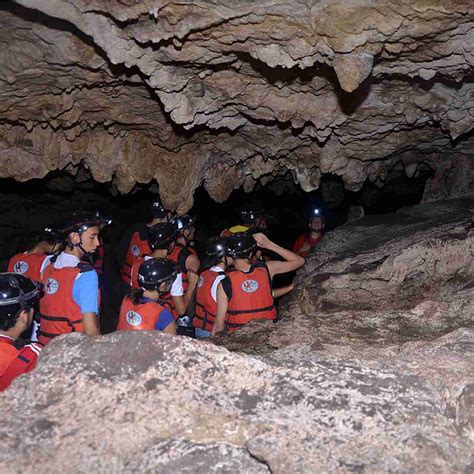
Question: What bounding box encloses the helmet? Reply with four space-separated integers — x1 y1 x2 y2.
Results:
225 232 257 259
94 209 113 227
40 225 62 245
205 237 227 259
60 211 103 236
137 258 177 292
0 273 41 327
170 214 195 232
147 223 178 250
151 199 167 219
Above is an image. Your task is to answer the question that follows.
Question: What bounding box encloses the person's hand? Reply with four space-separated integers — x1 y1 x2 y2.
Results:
299 241 312 254
253 233 274 250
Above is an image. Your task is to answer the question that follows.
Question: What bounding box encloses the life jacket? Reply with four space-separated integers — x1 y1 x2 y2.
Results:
121 228 151 285
0 336 41 391
117 296 169 331
194 269 225 331
226 262 276 332
130 255 180 319
7 252 48 282
38 261 93 345
168 243 197 291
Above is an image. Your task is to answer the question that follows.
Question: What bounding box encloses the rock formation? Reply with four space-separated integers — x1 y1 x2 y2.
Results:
0 1 473 211
0 196 472 472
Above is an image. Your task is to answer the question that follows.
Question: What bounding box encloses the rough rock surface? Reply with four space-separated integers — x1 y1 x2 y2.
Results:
217 195 474 354
0 197 472 473
1 1 473 210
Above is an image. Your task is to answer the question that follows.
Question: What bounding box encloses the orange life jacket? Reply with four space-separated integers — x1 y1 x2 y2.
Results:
121 229 151 285
117 296 169 331
194 269 225 331
226 263 276 332
38 263 88 345
168 243 197 292
8 252 48 282
0 337 41 391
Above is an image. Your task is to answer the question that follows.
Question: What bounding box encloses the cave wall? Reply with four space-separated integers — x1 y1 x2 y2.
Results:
0 1 473 211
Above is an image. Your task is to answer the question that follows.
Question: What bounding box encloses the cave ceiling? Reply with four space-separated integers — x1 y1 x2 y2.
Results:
0 0 473 211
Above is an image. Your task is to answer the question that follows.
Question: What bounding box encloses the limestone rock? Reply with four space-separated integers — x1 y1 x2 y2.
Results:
0 1 472 210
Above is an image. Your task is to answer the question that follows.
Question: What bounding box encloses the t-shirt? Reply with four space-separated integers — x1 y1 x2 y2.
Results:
293 234 322 257
0 335 41 391
140 297 174 330
48 252 99 314
209 266 226 302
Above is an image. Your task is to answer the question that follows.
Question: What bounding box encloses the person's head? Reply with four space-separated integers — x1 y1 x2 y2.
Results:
60 211 105 257
225 232 257 261
308 209 325 233
147 223 178 255
203 237 228 269
170 215 196 243
0 273 41 334
151 199 168 222
37 226 62 254
132 258 177 302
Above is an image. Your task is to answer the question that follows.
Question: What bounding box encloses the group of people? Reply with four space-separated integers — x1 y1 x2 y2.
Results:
0 200 325 391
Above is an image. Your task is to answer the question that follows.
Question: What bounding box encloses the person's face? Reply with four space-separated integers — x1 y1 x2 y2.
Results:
159 279 173 295
309 217 324 232
71 226 100 253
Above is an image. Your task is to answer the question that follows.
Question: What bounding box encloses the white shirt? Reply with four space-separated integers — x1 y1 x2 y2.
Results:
209 266 226 303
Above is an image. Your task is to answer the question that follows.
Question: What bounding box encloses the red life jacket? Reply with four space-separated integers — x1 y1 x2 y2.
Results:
8 252 48 282
121 229 151 285
117 296 169 331
38 263 89 345
226 263 276 332
168 243 197 292
0 336 41 391
194 269 225 331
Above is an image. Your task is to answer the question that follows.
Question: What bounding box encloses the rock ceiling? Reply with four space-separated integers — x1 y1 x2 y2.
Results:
0 1 473 211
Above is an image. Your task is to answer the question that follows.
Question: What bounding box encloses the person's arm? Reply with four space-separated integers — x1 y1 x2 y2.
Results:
185 254 200 274
272 282 294 299
163 321 177 335
212 282 228 335
82 312 100 336
183 270 198 310
73 271 101 336
253 233 305 279
170 273 186 316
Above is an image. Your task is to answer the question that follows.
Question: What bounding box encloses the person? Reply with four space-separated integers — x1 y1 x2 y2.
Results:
212 232 304 335
119 200 169 286
37 211 108 345
193 237 228 339
168 215 200 292
8 226 61 281
0 273 42 391
220 204 269 237
129 223 197 319
293 208 325 257
117 258 177 335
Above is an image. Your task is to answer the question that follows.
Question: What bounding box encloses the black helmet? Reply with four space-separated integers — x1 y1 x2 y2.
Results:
225 232 257 259
147 223 178 250
60 211 103 236
94 209 113 227
137 258 177 292
170 214 195 232
40 225 62 245
0 273 41 327
151 199 167 219
205 237 227 259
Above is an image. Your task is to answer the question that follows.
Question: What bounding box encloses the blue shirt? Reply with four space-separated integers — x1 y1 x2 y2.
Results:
73 270 99 314
140 297 174 330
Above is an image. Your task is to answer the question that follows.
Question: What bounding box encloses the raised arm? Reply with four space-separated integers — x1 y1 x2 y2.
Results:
253 233 305 279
